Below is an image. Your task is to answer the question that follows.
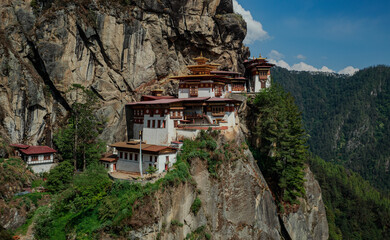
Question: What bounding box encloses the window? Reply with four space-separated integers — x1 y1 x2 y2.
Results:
147 120 151 128
135 154 138 161
190 86 198 97
155 156 158 163
150 156 153 162
261 80 266 89
158 120 161 128
119 152 123 158
124 152 128 159
162 120 166 128
166 156 169 163
215 86 222 97
174 120 178 128
152 120 155 128
129 153 133 160
212 106 225 116
44 155 51 160
31 156 38 161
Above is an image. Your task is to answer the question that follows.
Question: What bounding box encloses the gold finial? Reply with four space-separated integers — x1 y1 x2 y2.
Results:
259 53 262 58
200 51 203 57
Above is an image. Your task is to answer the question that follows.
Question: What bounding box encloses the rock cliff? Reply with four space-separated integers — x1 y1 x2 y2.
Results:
0 0 249 146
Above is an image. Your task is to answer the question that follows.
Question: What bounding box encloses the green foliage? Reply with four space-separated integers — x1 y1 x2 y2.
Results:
191 197 202 215
146 165 157 175
309 155 390 240
251 83 307 204
185 225 211 240
33 140 197 239
45 161 74 193
54 84 105 170
171 219 183 227
273 66 390 193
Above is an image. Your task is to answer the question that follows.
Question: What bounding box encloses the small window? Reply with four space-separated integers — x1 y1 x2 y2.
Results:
124 153 128 159
152 120 155 128
150 156 153 162
129 153 133 160
119 152 123 158
158 120 161 128
147 120 151 128
32 156 38 161
135 154 138 161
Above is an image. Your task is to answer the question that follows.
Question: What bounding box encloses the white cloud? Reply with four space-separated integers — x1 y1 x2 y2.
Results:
233 0 269 44
267 50 284 61
268 50 357 75
338 66 359 75
296 54 306 60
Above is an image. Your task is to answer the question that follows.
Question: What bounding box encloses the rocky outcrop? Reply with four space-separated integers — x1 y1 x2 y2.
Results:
0 0 249 146
282 167 329 240
126 127 283 239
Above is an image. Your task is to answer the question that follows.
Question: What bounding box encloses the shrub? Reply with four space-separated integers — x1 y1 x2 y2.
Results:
191 197 201 215
171 219 183 227
45 161 74 193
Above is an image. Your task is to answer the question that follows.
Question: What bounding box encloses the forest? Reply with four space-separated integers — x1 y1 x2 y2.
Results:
273 66 390 239
273 66 390 193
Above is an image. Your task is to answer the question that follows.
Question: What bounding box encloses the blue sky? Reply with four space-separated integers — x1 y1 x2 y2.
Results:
233 0 390 74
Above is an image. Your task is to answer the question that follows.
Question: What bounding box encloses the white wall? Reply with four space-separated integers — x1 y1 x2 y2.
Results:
116 151 177 174
254 75 261 92
179 88 189 98
30 163 55 173
157 153 177 173
26 154 54 165
176 129 199 140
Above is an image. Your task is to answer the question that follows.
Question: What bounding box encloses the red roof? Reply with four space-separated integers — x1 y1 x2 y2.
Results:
206 98 239 102
127 97 211 106
19 146 57 155
10 144 30 149
141 95 175 101
211 70 240 75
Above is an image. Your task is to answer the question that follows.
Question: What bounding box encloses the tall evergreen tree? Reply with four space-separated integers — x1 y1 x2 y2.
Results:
54 84 105 171
253 83 307 203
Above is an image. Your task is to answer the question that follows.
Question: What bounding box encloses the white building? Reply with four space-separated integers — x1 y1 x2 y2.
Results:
109 141 178 174
10 144 56 173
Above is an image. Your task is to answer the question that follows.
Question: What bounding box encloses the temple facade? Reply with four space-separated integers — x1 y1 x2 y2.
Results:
244 55 275 92
103 54 273 175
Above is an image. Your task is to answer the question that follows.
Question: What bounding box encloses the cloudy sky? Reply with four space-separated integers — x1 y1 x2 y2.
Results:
233 0 390 75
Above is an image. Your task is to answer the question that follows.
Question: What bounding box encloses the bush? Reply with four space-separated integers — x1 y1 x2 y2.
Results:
191 197 201 215
45 161 74 193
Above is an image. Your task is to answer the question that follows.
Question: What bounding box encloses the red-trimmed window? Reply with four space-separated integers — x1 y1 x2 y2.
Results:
32 156 38 161
44 154 51 160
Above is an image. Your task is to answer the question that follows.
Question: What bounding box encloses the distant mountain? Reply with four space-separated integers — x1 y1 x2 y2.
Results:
273 65 390 193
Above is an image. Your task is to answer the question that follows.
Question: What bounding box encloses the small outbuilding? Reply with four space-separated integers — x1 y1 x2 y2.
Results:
10 144 57 173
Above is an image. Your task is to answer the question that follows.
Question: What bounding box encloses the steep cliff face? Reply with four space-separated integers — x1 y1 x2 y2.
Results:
237 95 329 240
125 128 283 240
0 0 249 145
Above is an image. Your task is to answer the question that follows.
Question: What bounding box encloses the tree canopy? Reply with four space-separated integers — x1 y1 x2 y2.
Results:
251 83 307 204
54 84 105 171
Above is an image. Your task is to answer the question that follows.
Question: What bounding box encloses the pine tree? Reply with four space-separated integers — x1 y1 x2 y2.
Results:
54 84 105 171
253 83 307 204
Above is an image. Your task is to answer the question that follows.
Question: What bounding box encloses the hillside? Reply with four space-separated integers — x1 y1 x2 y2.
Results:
273 66 390 193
